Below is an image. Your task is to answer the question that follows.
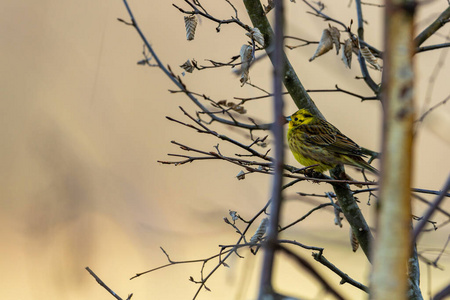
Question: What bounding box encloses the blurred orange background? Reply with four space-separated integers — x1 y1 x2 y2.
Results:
1 1 449 299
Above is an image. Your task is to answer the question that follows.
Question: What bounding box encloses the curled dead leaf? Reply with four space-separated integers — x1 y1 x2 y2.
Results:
184 15 198 41
328 24 341 54
236 170 246 180
180 59 194 73
250 218 269 244
360 46 381 71
239 44 253 86
341 39 353 69
350 33 360 49
232 105 247 114
309 29 333 62
246 27 265 47
350 228 359 252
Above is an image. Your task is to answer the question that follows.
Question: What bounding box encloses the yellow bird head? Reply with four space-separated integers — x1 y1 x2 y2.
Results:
286 109 315 128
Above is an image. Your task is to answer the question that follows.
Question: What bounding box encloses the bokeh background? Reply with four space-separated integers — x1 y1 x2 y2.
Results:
1 0 449 299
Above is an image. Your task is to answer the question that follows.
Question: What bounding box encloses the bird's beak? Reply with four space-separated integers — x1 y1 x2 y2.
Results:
286 116 292 122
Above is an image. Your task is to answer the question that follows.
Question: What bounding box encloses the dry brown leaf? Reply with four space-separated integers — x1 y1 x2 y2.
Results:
328 24 341 54
309 29 333 62
360 46 381 70
349 33 360 56
239 44 253 86
246 27 265 47
221 101 247 114
350 33 360 49
240 71 249 86
341 38 353 69
180 59 194 73
250 218 269 244
232 105 247 114
350 228 359 252
184 15 198 41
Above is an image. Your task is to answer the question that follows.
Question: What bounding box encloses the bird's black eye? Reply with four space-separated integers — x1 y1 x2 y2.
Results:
294 117 298 121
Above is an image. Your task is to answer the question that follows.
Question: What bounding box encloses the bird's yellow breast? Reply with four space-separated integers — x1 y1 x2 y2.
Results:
287 127 334 172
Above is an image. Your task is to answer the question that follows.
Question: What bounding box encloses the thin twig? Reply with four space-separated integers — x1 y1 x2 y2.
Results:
415 6 450 46
86 267 130 300
121 0 271 130
280 203 333 232
312 252 370 293
416 42 450 53
413 175 450 244
278 245 346 300
173 1 250 30
307 84 379 101
301 0 347 29
417 94 450 123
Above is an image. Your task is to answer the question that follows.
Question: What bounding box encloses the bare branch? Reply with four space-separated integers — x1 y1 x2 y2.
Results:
285 35 319 49
86 267 130 300
278 245 346 300
433 284 450 300
352 0 381 94
412 175 450 244
417 31 450 128
301 0 347 29
278 239 324 253
433 235 450 266
415 6 450 47
173 1 250 31
312 252 369 293
416 42 450 53
279 203 333 232
330 166 374 262
120 0 271 130
307 84 379 101
417 94 450 123
361 1 385 7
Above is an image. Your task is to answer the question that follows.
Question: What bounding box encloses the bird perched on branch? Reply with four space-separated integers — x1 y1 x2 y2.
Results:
286 108 378 175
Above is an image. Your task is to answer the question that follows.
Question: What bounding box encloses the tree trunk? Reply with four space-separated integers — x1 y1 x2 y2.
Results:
371 1 419 299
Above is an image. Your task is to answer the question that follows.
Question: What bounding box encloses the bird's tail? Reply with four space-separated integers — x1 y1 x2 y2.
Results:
357 159 379 175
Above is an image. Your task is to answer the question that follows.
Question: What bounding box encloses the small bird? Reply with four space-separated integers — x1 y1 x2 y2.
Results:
286 108 378 174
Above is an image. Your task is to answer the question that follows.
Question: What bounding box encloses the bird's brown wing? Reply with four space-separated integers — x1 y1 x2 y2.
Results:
300 120 365 157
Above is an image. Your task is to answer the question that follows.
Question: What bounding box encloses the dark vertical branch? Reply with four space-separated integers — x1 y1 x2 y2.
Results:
372 0 417 299
330 168 374 262
355 0 380 94
258 0 286 298
355 0 365 41
407 243 423 299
